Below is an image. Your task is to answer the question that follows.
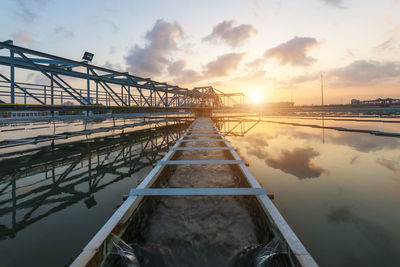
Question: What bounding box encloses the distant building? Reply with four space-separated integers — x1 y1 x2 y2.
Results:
351 98 400 106
64 101 74 105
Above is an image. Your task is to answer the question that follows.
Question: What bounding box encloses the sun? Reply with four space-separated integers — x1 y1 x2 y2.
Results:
250 91 261 103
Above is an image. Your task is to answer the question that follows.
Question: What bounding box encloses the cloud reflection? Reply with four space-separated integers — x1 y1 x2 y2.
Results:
264 148 328 179
289 128 400 153
241 132 328 179
376 158 400 174
327 206 395 252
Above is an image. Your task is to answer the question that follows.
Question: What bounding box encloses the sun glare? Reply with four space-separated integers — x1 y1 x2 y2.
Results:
251 91 261 103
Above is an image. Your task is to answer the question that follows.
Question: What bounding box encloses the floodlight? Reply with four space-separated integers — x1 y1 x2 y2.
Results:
82 52 94 62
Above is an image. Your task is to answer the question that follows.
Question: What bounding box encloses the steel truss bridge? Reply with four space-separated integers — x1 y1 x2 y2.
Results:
0 41 246 113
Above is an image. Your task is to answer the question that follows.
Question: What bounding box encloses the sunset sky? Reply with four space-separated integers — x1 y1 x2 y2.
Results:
1 0 400 105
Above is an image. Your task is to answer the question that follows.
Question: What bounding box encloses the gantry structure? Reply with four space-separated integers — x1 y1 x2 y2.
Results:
0 41 229 112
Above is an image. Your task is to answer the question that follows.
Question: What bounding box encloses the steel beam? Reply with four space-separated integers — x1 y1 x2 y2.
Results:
129 188 267 196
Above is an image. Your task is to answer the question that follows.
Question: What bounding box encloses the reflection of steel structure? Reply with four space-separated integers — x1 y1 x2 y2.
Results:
214 117 260 136
0 122 187 239
0 117 191 149
0 41 222 108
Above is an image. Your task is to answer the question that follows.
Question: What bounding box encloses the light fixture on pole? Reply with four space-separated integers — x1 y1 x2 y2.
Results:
82 52 94 62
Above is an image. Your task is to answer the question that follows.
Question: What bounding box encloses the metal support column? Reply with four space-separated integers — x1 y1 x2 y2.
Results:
10 49 15 104
121 85 124 106
96 81 98 104
87 67 90 104
51 73 54 105
128 85 131 106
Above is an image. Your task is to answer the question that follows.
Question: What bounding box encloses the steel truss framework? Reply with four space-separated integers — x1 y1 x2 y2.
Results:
213 117 260 136
0 41 222 108
212 88 248 107
0 117 192 149
0 122 187 239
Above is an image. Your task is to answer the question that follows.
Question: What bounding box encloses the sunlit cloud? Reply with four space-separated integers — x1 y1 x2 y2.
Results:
330 60 400 86
168 52 246 86
202 20 257 48
12 30 34 44
264 37 319 67
268 72 319 91
289 73 320 85
203 52 246 77
125 19 184 77
168 60 201 85
374 38 395 52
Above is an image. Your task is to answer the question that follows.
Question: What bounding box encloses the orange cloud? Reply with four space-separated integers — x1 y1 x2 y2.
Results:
264 37 319 66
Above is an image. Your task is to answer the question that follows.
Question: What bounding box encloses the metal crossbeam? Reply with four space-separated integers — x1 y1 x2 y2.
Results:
187 130 216 131
158 160 244 165
185 131 217 133
180 139 223 142
185 134 222 137
129 187 266 196
171 147 233 151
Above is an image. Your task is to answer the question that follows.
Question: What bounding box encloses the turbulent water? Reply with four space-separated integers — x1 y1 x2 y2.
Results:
115 121 288 266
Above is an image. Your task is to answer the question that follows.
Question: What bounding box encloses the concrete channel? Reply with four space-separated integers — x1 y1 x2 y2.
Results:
72 117 317 267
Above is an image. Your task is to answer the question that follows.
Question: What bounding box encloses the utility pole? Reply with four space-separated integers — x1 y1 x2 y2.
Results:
321 72 324 106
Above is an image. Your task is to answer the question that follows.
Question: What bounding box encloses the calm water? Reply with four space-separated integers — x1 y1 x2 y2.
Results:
0 117 399 266
226 118 400 267
0 121 187 266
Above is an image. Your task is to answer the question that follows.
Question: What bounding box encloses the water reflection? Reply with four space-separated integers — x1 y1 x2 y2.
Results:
226 128 328 179
349 156 358 164
0 122 188 266
327 205 392 247
214 118 260 136
376 157 400 174
221 118 400 267
263 148 328 179
326 205 397 264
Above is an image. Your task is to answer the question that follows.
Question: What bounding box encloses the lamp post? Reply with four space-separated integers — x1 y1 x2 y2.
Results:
82 52 94 105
